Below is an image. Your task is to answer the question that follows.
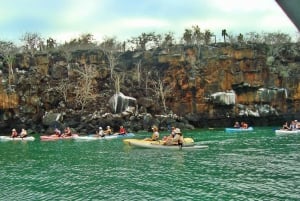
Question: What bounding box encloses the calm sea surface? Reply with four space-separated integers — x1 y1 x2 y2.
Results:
0 127 299 201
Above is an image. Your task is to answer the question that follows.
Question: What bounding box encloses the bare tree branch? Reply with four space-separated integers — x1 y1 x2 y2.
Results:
73 64 98 110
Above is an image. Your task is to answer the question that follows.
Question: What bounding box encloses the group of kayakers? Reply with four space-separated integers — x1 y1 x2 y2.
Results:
53 127 72 137
9 127 72 139
281 120 300 130
8 125 183 144
10 128 28 138
95 125 127 137
144 125 184 146
233 121 248 129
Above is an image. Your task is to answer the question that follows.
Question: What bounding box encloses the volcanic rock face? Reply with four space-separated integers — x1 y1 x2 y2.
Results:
158 44 300 119
0 42 299 133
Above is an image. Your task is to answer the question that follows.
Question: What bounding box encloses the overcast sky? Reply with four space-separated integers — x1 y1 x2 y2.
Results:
0 0 298 44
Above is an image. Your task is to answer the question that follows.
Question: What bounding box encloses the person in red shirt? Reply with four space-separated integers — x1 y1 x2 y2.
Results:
118 126 126 135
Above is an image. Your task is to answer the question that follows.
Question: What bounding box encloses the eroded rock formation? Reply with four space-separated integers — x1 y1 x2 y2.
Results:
0 42 299 133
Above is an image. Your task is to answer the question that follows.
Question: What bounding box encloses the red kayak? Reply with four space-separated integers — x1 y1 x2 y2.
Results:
40 134 79 141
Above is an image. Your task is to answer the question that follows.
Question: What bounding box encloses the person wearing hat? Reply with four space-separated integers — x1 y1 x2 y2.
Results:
10 128 18 138
172 128 184 146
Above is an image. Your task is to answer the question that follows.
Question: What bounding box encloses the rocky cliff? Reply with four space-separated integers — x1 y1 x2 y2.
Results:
0 42 299 134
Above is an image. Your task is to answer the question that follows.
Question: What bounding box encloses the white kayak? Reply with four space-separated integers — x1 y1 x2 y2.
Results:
275 129 300 135
0 136 35 141
74 133 135 140
123 138 208 150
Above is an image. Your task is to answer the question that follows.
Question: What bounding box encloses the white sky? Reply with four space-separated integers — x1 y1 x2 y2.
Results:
0 0 298 44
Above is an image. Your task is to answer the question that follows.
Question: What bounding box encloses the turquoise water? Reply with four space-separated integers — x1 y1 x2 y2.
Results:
0 127 299 201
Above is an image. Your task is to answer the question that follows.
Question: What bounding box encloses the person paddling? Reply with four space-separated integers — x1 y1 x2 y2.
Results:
164 128 184 146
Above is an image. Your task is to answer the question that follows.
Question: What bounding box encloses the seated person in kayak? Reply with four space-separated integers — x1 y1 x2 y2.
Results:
162 126 176 141
118 125 126 135
104 126 112 135
173 128 184 146
96 127 105 137
54 128 62 137
144 126 160 141
164 128 184 146
289 120 297 130
11 128 18 138
233 121 240 128
20 128 28 138
62 127 72 137
281 121 290 130
295 120 300 130
241 122 248 129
